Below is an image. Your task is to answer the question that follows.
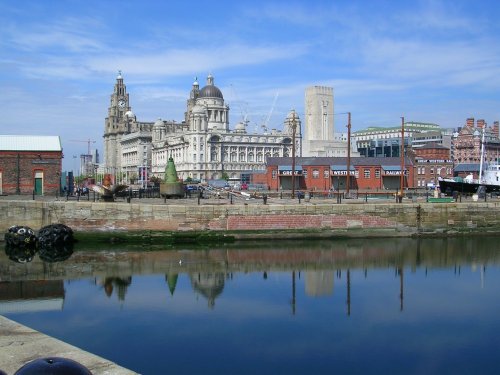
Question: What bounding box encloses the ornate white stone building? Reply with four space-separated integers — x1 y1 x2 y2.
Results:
103 72 302 183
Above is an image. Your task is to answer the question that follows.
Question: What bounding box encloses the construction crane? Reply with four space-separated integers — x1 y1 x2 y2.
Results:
69 138 96 156
229 84 249 124
261 92 279 133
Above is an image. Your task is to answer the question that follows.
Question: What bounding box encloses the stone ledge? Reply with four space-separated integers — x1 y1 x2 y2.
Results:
0 316 138 375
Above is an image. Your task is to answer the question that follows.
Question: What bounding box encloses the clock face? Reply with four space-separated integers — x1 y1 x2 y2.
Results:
118 99 126 108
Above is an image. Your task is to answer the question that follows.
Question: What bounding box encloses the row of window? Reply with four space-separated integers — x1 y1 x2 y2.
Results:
417 166 452 175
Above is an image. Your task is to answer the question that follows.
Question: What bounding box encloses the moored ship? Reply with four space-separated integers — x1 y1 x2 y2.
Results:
438 163 500 195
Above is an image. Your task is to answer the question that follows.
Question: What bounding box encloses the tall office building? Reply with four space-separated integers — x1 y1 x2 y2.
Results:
303 86 357 157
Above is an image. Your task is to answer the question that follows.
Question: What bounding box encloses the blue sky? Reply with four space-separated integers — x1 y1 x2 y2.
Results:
1 0 500 171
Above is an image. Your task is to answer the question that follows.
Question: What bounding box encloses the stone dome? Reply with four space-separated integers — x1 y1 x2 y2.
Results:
199 73 223 99
199 84 223 99
153 118 164 128
125 110 135 118
234 122 246 132
286 109 299 120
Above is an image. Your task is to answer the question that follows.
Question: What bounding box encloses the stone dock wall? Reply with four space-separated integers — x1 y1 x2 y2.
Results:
1 200 500 238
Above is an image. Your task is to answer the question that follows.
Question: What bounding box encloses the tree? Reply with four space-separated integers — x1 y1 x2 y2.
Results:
149 175 162 186
129 173 138 184
221 172 229 181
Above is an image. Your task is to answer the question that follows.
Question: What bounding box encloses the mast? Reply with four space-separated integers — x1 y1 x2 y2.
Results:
346 112 351 194
479 127 486 183
400 117 405 196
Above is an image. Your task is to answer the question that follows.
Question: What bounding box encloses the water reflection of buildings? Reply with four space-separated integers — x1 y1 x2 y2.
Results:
1 237 497 314
190 272 226 309
0 280 65 314
100 277 132 301
305 271 334 296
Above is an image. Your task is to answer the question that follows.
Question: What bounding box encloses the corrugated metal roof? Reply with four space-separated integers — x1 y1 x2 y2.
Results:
0 135 62 151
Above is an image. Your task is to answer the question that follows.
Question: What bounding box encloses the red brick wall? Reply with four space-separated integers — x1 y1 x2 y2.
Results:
266 164 413 192
0 151 62 195
222 214 394 231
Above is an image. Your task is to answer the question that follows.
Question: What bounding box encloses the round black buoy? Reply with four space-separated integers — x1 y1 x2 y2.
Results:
14 357 92 375
4 225 37 248
37 224 75 263
38 224 74 248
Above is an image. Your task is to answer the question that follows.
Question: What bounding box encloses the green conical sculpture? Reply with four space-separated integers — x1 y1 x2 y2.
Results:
160 157 185 198
165 157 179 183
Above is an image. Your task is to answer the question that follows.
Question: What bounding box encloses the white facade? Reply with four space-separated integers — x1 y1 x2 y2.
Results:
103 73 302 183
152 75 302 182
121 131 152 183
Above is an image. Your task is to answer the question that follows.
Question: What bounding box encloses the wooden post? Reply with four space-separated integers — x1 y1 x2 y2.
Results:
400 116 405 200
346 112 351 194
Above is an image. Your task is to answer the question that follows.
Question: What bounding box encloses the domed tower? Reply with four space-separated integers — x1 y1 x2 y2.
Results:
185 77 200 124
195 74 229 131
283 109 301 136
189 104 208 132
234 121 247 134
283 109 302 157
152 118 165 143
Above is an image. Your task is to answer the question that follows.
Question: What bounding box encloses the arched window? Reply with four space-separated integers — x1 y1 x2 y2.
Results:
239 152 246 162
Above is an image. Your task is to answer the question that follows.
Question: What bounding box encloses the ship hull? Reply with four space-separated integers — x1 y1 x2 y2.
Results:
438 180 500 195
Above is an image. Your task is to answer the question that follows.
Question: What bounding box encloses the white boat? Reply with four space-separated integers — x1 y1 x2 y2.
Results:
439 129 500 195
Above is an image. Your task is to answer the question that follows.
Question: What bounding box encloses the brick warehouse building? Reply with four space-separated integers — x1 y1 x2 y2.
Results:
0 135 63 195
413 142 453 188
263 157 414 192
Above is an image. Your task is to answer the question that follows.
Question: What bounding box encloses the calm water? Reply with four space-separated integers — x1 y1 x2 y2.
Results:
2 237 500 374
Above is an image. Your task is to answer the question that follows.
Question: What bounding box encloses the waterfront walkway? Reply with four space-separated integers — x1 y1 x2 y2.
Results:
0 316 138 374
1 189 467 206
